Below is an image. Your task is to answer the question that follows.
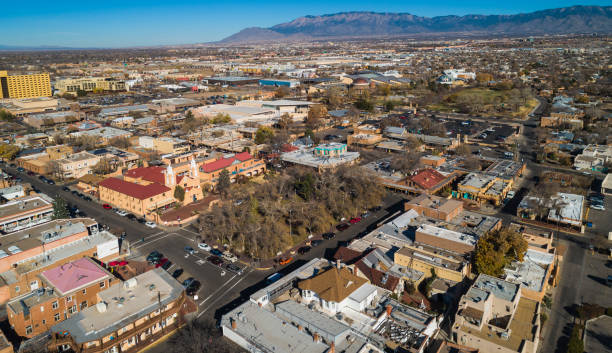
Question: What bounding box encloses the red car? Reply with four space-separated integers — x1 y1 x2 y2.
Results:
155 258 169 268
102 204 112 209
279 257 293 265
349 217 362 224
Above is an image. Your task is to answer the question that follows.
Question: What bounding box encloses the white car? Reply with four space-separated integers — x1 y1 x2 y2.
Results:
198 243 211 251
145 221 157 228
222 251 238 263
590 204 605 211
116 210 128 216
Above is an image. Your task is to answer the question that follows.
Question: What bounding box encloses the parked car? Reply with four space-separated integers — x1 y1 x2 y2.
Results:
266 273 282 284
161 260 172 270
154 258 169 268
171 268 183 278
137 218 146 224
126 214 136 220
349 217 361 224
16 167 25 172
210 249 223 257
590 204 605 211
145 221 157 228
298 246 311 255
311 239 322 247
184 246 196 255
62 186 70 192
46 179 55 185
207 256 223 266
222 251 238 263
322 232 336 239
279 257 293 265
186 281 201 296
198 243 211 251
146 251 163 263
336 223 349 231
116 210 128 216
182 277 195 287
225 263 243 275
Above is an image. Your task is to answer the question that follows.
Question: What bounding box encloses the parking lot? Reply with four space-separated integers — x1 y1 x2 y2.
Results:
129 228 255 319
585 193 611 237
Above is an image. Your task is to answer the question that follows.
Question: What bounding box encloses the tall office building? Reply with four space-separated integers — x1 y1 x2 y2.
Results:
0 70 52 99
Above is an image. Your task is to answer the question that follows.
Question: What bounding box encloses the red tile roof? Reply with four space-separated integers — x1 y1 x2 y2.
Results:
125 166 166 185
201 152 253 173
410 168 446 190
99 177 170 200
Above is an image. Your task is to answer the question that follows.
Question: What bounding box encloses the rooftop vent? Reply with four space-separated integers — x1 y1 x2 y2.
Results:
124 278 138 289
96 302 107 313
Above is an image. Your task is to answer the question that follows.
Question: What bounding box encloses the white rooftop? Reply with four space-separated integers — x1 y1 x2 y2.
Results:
416 224 477 247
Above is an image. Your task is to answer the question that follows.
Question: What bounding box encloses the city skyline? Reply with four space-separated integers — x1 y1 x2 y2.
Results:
2 1 610 48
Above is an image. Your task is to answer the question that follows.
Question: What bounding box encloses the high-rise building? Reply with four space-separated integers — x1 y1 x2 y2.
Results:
0 70 52 99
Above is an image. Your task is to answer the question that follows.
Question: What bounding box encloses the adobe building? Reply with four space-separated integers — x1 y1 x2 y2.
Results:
405 194 463 222
414 224 477 256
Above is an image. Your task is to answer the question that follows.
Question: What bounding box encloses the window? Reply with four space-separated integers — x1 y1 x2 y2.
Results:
100 281 105 288
68 305 77 314
40 306 44 312
82 288 86 295
54 313 60 322
42 320 46 325
15 286 19 293
66 296 72 303
80 301 87 310
26 326 32 335
52 301 58 310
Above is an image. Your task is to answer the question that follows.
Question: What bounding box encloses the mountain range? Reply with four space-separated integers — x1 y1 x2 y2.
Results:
220 5 612 43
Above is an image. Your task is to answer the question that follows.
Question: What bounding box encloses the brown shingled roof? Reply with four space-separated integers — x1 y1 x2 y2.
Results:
298 267 367 303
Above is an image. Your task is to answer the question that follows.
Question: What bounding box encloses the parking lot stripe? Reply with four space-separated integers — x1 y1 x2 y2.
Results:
197 269 253 318
198 273 239 307
133 232 178 249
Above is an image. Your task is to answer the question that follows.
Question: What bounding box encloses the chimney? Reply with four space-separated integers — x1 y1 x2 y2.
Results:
330 342 335 353
231 318 237 330
336 259 341 269
298 325 303 332
313 333 320 343
386 305 392 317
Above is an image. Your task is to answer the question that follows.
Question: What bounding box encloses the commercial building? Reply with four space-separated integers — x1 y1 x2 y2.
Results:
452 274 541 353
405 194 464 222
23 111 82 129
237 99 315 120
259 79 300 88
48 268 187 353
0 219 119 303
191 104 278 124
70 127 132 144
199 151 266 186
7 257 114 337
0 97 58 116
16 145 73 175
281 143 360 171
0 194 54 234
395 245 470 283
138 136 190 155
0 71 51 99
414 224 477 256
456 172 512 206
52 151 101 179
54 77 126 95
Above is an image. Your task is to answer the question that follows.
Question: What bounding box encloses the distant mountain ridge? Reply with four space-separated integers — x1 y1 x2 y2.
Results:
220 6 612 43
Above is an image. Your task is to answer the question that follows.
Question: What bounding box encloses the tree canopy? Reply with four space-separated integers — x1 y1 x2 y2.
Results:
52 198 70 220
474 228 528 277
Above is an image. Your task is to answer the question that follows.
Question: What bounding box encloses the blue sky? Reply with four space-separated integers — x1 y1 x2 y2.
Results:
1 1 609 48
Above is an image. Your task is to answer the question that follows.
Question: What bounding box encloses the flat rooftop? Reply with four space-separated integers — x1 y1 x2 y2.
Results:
52 268 184 344
0 193 53 221
416 224 477 247
281 149 359 169
222 301 329 353
459 173 495 190
459 297 538 352
472 274 519 303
